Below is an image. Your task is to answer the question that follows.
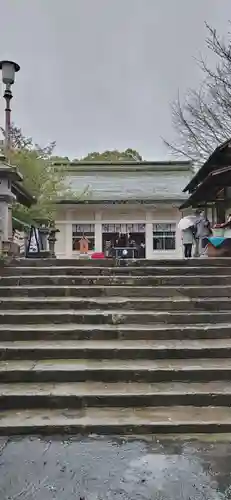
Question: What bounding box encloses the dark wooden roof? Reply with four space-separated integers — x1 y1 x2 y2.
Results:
183 139 231 194
180 165 231 209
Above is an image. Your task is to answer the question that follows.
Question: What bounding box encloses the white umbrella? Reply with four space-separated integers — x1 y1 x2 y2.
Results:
178 215 197 231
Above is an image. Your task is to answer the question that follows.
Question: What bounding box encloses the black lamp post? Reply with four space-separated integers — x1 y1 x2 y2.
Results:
0 60 20 151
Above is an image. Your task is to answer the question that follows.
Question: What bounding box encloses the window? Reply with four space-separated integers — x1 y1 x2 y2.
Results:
72 224 95 251
102 223 145 233
153 223 176 251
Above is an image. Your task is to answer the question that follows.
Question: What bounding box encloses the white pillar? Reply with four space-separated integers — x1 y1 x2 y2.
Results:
65 222 72 258
175 223 183 258
145 223 153 259
94 210 102 252
145 211 153 259
94 223 102 252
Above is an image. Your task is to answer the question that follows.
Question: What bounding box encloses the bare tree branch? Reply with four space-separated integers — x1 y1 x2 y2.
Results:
164 24 231 164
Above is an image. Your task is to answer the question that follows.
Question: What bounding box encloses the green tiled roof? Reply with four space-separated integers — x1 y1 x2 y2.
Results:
66 169 192 201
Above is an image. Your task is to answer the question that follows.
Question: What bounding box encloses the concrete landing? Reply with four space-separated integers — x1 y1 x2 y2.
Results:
1 436 231 499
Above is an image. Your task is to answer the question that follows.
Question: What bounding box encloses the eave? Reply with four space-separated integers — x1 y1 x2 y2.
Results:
183 139 231 194
0 165 22 183
180 165 231 209
12 181 36 208
57 198 186 206
54 160 193 174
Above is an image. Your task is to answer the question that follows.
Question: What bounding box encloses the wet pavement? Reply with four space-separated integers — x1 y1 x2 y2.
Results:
1 436 231 499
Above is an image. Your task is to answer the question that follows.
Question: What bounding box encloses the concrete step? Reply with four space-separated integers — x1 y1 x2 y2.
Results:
1 285 231 298
1 406 231 434
1 309 231 325
1 275 231 287
1 339 231 360
0 323 230 341
10 257 231 267
2 258 231 436
0 381 231 409
3 265 231 276
1 358 231 383
1 296 231 311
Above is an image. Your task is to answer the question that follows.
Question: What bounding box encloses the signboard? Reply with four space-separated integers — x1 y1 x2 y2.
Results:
26 226 41 255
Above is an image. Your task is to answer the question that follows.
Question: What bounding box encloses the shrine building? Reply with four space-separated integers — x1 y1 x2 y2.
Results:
54 160 193 259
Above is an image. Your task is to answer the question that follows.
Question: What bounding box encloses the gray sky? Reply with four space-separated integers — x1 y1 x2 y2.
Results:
0 0 230 160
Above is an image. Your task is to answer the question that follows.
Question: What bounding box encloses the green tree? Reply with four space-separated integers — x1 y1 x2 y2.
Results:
1 125 76 225
74 148 143 162
165 24 231 164
50 155 70 162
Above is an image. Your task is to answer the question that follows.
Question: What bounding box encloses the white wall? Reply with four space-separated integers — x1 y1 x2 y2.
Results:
55 203 182 259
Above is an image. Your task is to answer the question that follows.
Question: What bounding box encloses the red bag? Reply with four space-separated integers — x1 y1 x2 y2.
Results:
91 252 105 259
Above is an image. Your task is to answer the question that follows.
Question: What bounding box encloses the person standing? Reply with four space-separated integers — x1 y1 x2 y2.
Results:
79 234 90 254
193 210 201 257
195 211 211 256
182 227 194 258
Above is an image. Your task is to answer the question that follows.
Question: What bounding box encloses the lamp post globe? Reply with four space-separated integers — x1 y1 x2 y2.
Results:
0 60 20 85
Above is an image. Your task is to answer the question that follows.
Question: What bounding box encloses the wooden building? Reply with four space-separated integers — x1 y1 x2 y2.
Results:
181 139 231 224
53 160 193 259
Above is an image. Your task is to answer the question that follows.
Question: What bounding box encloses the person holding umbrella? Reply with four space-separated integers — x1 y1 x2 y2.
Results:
181 227 194 258
178 215 197 259
195 210 212 256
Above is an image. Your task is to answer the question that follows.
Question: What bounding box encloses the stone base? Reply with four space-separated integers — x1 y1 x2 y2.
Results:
79 253 91 259
26 251 51 259
2 240 20 257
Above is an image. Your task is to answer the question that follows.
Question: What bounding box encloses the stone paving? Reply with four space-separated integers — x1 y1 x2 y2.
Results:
1 436 231 499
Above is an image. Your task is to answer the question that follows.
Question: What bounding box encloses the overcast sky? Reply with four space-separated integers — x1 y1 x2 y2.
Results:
0 0 230 160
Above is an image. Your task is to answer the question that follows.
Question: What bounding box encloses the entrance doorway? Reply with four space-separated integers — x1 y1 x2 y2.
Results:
102 223 146 257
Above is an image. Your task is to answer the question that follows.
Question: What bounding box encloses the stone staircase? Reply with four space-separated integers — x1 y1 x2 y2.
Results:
1 258 231 435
